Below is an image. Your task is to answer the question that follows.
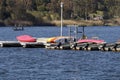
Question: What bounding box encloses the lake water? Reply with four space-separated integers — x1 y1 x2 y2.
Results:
0 26 120 80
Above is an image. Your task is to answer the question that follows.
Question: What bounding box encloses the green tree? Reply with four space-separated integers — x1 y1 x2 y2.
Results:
0 0 10 20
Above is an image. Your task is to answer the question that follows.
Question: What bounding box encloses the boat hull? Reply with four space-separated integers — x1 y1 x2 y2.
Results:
47 36 74 43
16 35 36 42
77 39 105 44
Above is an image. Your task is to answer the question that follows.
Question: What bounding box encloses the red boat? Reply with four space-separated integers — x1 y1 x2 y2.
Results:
77 37 105 44
16 35 36 42
77 39 105 44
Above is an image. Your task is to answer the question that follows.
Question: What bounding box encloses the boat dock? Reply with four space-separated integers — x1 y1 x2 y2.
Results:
20 42 45 48
0 41 45 48
0 41 22 47
0 40 120 52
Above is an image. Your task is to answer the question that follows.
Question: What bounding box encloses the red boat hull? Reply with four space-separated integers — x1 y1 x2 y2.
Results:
16 35 36 42
77 39 105 44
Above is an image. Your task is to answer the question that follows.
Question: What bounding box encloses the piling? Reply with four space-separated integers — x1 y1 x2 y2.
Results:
87 44 100 51
100 43 117 51
45 43 60 49
115 44 120 52
75 43 89 50
60 44 71 50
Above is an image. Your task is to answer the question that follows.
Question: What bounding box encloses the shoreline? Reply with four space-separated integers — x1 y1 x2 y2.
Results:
51 20 103 26
51 19 120 26
0 18 120 27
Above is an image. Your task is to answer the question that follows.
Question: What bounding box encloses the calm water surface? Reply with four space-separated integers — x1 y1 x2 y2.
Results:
0 26 120 80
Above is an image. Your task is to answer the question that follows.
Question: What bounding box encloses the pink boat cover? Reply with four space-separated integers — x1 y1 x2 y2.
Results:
77 39 105 44
16 35 36 42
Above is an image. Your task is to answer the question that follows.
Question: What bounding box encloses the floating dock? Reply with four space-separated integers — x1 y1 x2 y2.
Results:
0 41 120 52
20 42 45 48
0 41 45 48
0 41 22 47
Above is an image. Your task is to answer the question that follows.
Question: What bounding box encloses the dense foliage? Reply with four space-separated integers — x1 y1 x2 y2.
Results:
0 0 120 26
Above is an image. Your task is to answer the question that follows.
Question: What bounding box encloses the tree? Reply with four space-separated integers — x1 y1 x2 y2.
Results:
0 0 10 20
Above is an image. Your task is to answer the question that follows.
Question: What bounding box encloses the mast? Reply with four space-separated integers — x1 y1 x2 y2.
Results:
60 2 63 36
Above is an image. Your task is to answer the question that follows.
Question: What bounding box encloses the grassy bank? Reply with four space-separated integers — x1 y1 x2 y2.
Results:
51 18 120 26
51 20 103 26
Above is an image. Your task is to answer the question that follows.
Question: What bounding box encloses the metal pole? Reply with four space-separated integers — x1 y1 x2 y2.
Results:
60 2 63 36
69 26 71 37
76 26 78 40
83 26 84 35
74 25 78 40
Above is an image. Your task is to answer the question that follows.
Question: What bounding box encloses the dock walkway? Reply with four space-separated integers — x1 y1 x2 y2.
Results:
0 40 120 52
0 41 21 47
